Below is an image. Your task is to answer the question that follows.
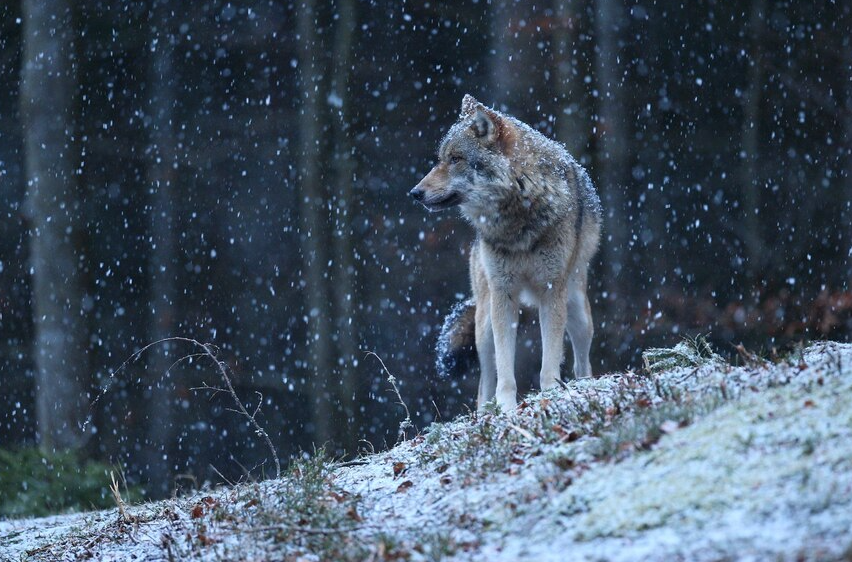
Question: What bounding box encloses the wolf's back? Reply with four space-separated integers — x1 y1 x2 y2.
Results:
435 298 477 378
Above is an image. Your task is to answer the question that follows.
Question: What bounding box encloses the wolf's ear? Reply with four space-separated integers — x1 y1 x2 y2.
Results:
470 108 499 143
460 94 481 118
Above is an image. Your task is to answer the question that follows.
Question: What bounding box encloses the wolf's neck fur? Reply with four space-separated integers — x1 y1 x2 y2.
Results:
461 122 576 254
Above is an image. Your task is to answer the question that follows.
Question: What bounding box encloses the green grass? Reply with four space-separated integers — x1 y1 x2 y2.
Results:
0 447 141 518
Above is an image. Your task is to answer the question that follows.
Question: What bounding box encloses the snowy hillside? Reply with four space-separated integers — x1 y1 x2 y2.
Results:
2 341 852 561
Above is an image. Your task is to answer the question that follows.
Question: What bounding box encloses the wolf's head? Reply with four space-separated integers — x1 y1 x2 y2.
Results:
410 94 515 213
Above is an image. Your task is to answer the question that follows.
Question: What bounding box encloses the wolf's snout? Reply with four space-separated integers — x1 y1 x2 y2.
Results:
409 186 425 201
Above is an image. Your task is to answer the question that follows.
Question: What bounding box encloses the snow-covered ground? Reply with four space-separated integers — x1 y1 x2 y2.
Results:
2 341 851 561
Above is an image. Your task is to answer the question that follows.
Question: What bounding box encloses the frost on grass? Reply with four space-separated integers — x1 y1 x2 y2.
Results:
641 334 722 373
3 342 852 561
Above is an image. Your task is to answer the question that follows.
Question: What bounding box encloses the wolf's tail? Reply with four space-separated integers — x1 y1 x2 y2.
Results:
435 298 478 378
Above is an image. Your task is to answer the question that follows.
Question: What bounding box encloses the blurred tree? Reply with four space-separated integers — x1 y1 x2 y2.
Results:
553 0 589 156
844 29 852 284
20 0 89 451
329 0 362 452
593 0 629 306
297 0 336 446
740 0 767 284
637 11 668 278
489 0 516 109
144 0 179 493
488 0 541 119
296 0 364 452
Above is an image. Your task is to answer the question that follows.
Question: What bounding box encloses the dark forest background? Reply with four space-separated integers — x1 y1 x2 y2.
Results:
1 0 851 500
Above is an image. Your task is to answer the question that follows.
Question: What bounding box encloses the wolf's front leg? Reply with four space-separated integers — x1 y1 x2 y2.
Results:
475 308 497 410
490 291 519 411
539 287 568 390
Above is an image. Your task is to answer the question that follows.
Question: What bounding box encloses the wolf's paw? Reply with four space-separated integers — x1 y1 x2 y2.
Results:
573 360 593 379
540 373 562 391
496 392 517 412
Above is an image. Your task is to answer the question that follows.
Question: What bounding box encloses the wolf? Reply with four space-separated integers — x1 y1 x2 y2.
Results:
410 94 602 411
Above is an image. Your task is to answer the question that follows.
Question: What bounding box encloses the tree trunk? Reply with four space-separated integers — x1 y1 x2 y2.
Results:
489 0 536 116
844 33 852 286
489 1 516 109
144 0 179 494
740 0 766 286
642 8 668 278
20 0 89 451
553 0 587 157
297 0 336 447
329 0 361 452
593 0 629 304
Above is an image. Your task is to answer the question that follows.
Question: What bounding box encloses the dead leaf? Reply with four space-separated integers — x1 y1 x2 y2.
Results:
436 463 449 474
553 456 575 470
635 397 652 408
392 461 406 477
197 533 217 546
803 399 815 408
347 505 363 522
190 504 205 519
396 480 414 493
329 491 348 503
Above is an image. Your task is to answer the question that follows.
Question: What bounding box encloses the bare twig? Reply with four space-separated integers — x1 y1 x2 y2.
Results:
87 337 281 479
189 381 229 399
430 399 443 421
109 471 129 523
364 351 412 443
165 353 207 376
336 459 369 468
187 340 282 479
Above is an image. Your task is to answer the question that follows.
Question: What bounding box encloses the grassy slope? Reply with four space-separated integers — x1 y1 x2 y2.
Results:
2 341 851 561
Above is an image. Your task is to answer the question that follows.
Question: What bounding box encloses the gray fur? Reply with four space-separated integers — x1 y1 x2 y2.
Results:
413 95 603 411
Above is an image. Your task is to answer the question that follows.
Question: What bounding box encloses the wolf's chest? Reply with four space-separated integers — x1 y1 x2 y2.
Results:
483 245 566 298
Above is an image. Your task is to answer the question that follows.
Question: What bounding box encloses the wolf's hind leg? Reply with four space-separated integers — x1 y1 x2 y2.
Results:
539 287 569 390
566 283 594 378
475 308 497 410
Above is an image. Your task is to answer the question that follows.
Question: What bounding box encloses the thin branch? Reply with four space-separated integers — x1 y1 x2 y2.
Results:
364 351 412 443
88 337 281 479
165 353 207 377
190 382 229 400
209 464 237 487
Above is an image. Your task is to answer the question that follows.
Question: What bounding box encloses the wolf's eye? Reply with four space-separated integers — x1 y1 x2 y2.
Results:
449 155 463 165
